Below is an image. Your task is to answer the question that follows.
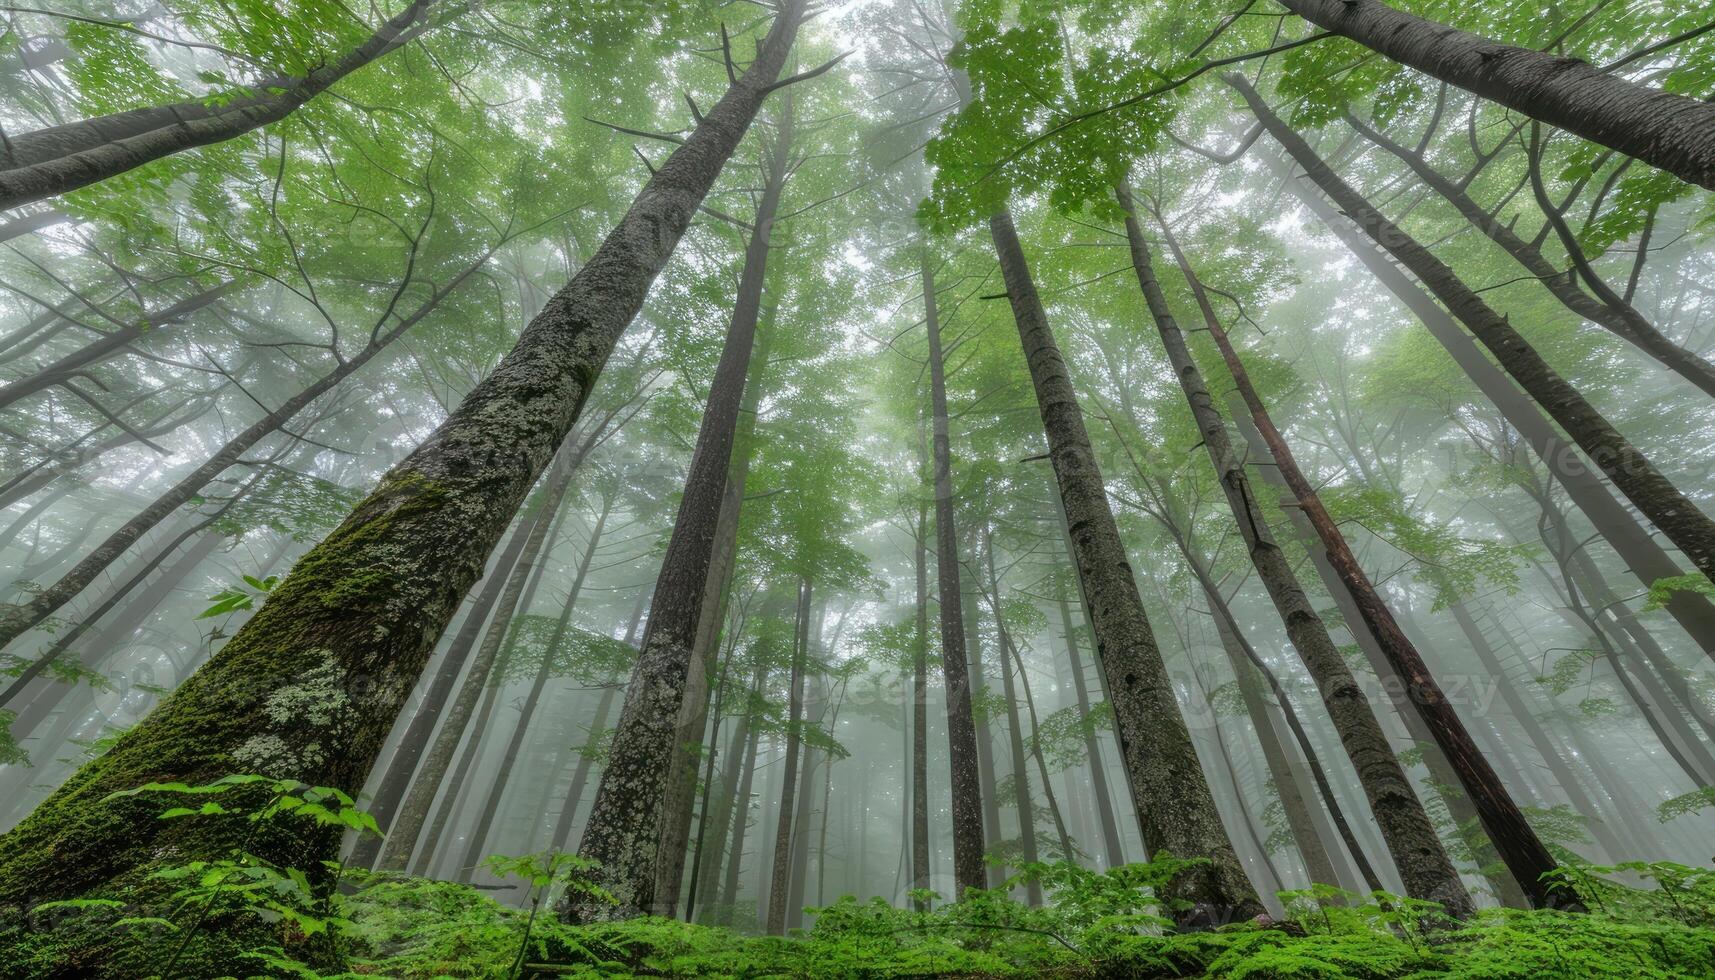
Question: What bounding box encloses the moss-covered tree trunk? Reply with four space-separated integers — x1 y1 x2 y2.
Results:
0 4 796 937
988 207 1263 926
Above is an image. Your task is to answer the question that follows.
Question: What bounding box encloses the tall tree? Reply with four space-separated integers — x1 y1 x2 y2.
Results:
988 208 1264 925
921 251 988 896
1120 183 1471 915
570 71 810 920
0 5 806 928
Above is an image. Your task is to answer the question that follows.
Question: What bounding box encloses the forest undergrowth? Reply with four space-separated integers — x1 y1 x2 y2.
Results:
6 780 1713 980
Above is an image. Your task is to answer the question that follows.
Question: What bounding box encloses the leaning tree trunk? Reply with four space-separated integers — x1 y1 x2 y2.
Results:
1055 582 1124 869
375 461 575 872
922 251 989 896
1122 186 1471 915
571 76 801 921
1275 0 1715 190
1233 75 1715 592
0 2 797 917
1260 146 1715 656
1342 113 1715 399
0 281 238 411
456 491 613 875
0 0 452 209
1179 161 1571 912
988 208 1263 926
0 247 494 657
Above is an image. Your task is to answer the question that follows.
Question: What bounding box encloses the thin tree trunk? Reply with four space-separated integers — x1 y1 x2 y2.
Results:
1262 146 1715 657
1275 0 1715 190
1235 75 1715 592
988 208 1262 925
961 575 1006 887
1125 186 1470 914
999 594 1076 866
1055 584 1124 869
1343 113 1715 398
0 249 494 655
691 661 764 921
0 0 451 209
717 709 762 923
572 74 802 921
1448 602 1626 863
0 282 238 410
456 492 612 875
765 579 811 935
548 590 649 855
911 499 931 906
984 531 1043 905
1183 184 1568 913
1206 599 1342 889
922 252 988 896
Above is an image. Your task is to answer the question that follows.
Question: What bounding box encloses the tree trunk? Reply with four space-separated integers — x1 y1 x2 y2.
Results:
912 499 931 906
984 531 1044 905
1261 146 1715 657
0 0 804 928
717 708 762 923
1123 185 1470 915
1275 0 1715 190
1343 113 1715 398
653 307 778 914
765 579 811 935
1207 607 1340 889
1183 172 1569 912
988 208 1263 925
571 73 801 920
961 572 1007 886
0 249 492 655
0 0 449 209
1055 584 1124 869
1234 75 1715 592
456 493 612 875
922 252 989 896
690 661 765 921
375 462 574 871
0 282 238 410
